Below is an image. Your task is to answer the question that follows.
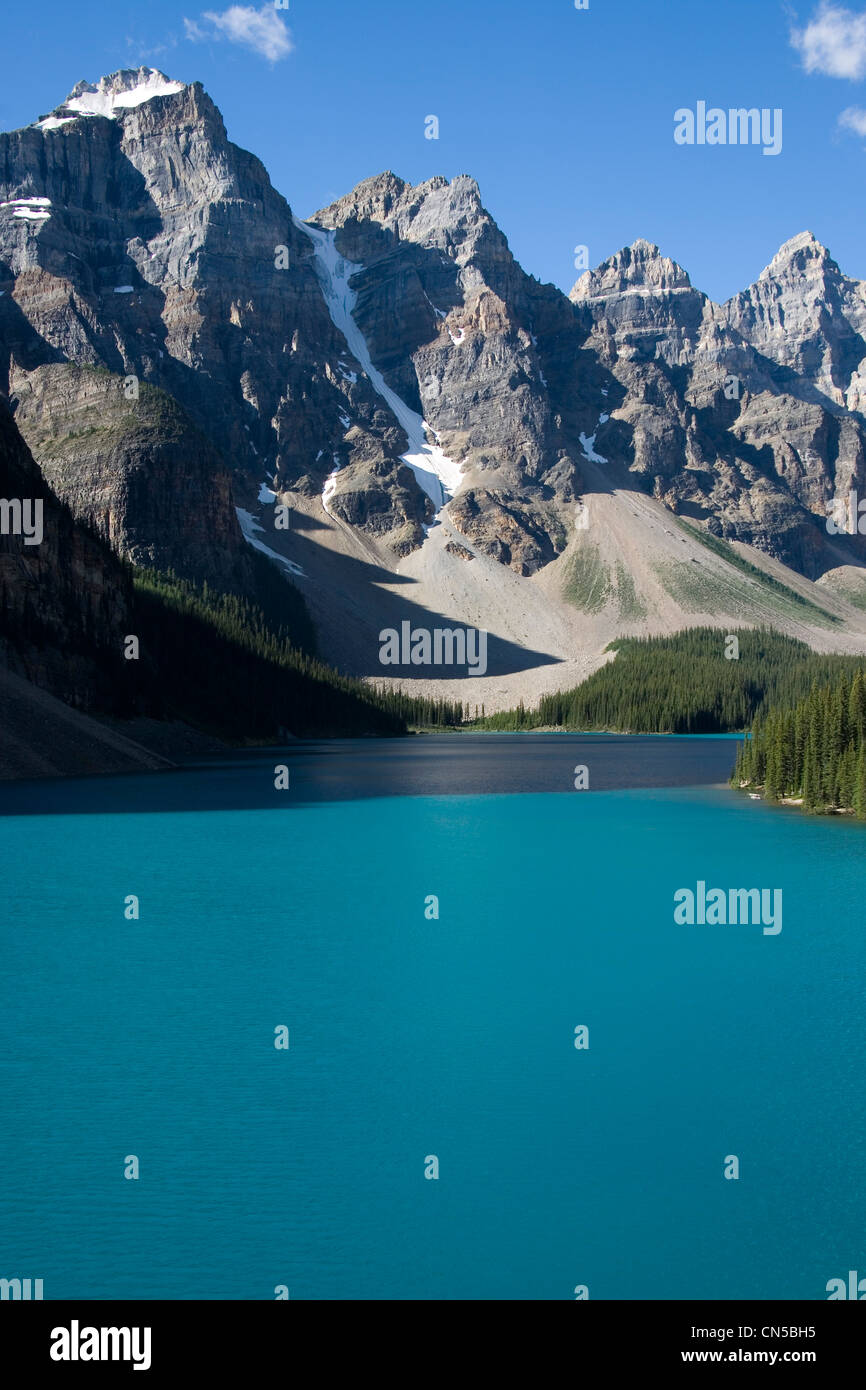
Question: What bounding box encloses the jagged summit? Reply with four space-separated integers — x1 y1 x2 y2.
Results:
570 239 694 301
760 230 833 279
312 171 409 227
629 237 662 256
34 68 186 129
777 229 822 254
312 171 484 234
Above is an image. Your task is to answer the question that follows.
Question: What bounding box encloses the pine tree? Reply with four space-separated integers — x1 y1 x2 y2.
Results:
851 669 866 743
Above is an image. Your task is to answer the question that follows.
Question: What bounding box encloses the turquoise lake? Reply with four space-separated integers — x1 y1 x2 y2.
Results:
0 735 863 1300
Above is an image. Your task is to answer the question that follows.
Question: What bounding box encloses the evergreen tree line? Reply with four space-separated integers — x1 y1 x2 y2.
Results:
366 685 468 728
733 668 866 816
474 629 866 734
128 568 466 739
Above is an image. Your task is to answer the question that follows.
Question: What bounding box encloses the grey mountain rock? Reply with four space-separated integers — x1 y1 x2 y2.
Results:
0 70 427 564
0 394 130 708
571 236 866 576
2 65 866 626
8 361 246 583
312 171 586 573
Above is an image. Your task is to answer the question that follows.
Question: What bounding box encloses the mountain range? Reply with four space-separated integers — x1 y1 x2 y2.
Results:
4 66 866 762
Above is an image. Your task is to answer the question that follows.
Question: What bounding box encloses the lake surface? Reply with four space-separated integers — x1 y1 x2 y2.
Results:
1 735 863 1300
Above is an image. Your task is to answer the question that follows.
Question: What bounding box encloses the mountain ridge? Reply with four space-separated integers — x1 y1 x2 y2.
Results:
4 66 866 721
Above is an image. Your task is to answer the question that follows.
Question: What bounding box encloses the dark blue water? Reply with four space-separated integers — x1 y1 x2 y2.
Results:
1 736 863 1300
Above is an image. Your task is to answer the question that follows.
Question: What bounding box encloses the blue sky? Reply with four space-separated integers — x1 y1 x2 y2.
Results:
3 0 866 301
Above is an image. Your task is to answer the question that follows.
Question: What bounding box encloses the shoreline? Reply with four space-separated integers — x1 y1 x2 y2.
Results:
732 781 863 821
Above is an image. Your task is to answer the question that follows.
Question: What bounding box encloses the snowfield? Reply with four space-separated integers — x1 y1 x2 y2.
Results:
322 460 341 516
64 73 185 120
579 410 610 464
34 71 185 128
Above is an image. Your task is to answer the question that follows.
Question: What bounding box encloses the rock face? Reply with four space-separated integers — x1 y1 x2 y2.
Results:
571 236 866 577
2 64 866 611
312 172 585 574
726 232 866 413
0 395 130 709
0 69 426 564
8 362 245 584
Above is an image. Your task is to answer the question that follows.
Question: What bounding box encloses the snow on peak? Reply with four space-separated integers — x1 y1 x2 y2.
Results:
37 68 185 126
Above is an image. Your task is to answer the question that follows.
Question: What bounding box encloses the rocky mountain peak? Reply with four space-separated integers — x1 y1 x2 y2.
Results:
313 171 409 228
570 239 694 302
35 67 186 128
5 64 866 667
760 230 831 280
314 171 489 256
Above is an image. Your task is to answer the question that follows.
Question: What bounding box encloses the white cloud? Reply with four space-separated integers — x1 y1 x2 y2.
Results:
184 5 293 62
126 34 178 61
183 18 207 42
791 3 866 79
839 103 866 133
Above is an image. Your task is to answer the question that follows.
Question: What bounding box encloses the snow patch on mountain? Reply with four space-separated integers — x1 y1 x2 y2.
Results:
294 217 463 513
1 197 51 221
322 461 341 516
423 291 447 320
579 410 610 464
37 69 185 126
236 507 305 578
579 434 607 464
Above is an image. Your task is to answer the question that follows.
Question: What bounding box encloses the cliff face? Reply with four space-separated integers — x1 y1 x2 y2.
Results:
725 232 866 412
311 172 586 574
0 71 436 563
0 394 130 710
8 362 244 584
304 179 866 580
570 236 866 578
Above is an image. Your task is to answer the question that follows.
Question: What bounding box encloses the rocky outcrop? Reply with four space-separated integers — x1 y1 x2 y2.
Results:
725 232 866 413
0 393 130 709
8 361 246 583
312 172 585 574
570 237 866 577
0 70 431 563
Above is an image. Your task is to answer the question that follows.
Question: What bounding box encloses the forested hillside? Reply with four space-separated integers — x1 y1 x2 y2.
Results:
475 629 866 734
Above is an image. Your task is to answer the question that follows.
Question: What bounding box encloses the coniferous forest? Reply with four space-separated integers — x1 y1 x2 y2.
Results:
474 629 866 735
733 668 866 817
130 566 466 740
